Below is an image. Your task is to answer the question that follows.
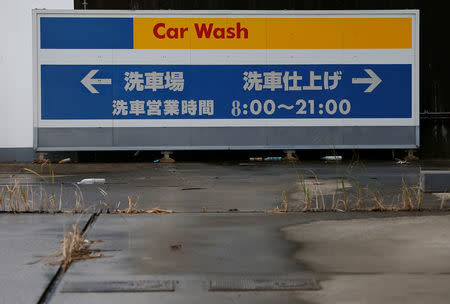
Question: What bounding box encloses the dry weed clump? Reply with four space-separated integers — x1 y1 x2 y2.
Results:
294 170 327 212
0 180 174 214
111 196 173 214
332 177 351 212
281 191 288 212
440 194 447 210
265 206 283 214
97 190 173 214
1 179 42 213
368 188 389 211
0 188 4 212
32 224 104 271
0 165 67 213
353 179 365 210
298 174 312 211
273 170 433 213
399 178 423 210
265 191 289 213
0 179 86 214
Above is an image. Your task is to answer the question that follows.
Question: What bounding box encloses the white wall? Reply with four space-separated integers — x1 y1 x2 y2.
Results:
0 0 72 148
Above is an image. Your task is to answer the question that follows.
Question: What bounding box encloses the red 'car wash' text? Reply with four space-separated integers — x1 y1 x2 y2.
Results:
153 22 249 39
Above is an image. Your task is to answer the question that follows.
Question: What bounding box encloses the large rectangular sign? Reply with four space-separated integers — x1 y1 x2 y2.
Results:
33 10 419 151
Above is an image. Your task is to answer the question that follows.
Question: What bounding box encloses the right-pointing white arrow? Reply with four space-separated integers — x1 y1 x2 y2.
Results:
81 69 112 94
352 69 382 93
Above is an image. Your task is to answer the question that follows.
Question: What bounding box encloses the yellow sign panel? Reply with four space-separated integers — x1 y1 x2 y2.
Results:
134 18 412 49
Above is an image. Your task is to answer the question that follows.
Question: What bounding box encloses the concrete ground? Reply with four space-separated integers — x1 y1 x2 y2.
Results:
50 213 315 304
0 161 449 303
1 160 448 212
283 215 450 304
0 214 90 304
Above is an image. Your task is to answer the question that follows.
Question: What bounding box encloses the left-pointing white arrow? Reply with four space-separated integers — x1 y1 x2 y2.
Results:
81 69 112 94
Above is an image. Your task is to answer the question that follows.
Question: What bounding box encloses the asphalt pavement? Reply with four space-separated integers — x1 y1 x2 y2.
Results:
0 214 90 304
0 160 449 303
0 160 444 212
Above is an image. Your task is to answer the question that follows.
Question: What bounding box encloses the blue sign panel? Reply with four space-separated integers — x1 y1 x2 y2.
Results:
41 64 412 120
40 18 133 49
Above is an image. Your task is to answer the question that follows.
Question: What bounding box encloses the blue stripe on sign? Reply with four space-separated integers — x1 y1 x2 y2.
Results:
40 17 133 49
41 64 412 120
